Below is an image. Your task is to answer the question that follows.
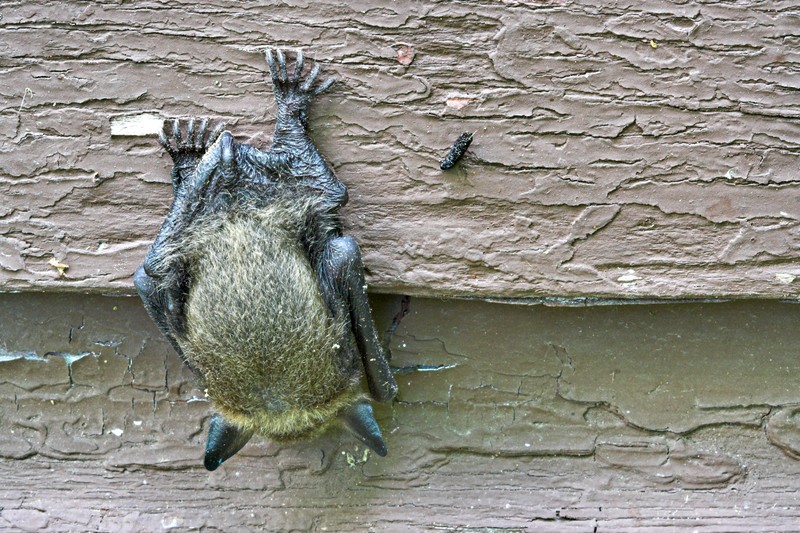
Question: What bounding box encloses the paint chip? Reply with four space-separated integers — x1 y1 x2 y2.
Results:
109 113 165 136
109 428 124 437
725 168 742 179
617 271 642 283
775 273 796 285
446 96 478 110
48 257 69 277
396 44 415 66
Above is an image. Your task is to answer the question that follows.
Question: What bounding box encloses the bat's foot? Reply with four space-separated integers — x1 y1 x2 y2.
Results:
265 48 334 125
159 118 226 164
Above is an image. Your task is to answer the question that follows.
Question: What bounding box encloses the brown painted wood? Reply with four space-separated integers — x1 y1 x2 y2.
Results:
2 293 800 530
1 1 798 299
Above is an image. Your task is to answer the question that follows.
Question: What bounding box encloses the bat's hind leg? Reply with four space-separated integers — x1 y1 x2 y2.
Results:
319 236 397 402
265 48 346 209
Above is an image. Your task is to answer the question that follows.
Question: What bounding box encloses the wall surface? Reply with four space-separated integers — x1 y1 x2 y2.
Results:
1 1 799 299
2 293 800 531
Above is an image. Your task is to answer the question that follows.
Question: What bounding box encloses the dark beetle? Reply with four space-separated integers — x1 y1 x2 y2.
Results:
439 132 473 170
134 49 397 471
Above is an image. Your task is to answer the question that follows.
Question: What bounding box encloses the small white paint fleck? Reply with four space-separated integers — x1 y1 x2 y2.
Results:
446 95 479 110
725 168 742 179
161 517 180 529
524 443 531 447
617 270 642 283
133 420 143 427
775 273 796 284
186 396 209 403
109 428 124 437
48 257 69 277
109 113 166 136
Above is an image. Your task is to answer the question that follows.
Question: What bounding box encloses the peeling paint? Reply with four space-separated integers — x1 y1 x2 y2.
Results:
109 113 166 137
0 1 797 300
0 349 44 362
393 363 458 375
617 271 642 283
2 293 800 528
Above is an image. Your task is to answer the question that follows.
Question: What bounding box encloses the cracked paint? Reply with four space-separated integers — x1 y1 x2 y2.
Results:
0 1 798 300
1 293 800 528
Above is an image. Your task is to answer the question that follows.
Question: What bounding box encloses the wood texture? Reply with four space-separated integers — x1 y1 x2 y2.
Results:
1 1 799 299
3 293 800 530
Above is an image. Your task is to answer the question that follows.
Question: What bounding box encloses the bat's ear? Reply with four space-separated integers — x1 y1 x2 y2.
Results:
340 400 387 457
204 413 254 471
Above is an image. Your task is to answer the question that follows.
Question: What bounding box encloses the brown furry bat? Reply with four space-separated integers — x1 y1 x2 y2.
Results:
135 49 397 470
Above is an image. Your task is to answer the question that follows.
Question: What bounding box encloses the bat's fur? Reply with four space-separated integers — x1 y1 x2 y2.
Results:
172 195 363 439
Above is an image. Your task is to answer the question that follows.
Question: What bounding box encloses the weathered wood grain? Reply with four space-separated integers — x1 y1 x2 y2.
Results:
1 1 799 299
2 294 800 531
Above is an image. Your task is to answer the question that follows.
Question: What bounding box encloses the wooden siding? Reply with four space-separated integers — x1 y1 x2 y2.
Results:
1 1 799 299
2 293 800 530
